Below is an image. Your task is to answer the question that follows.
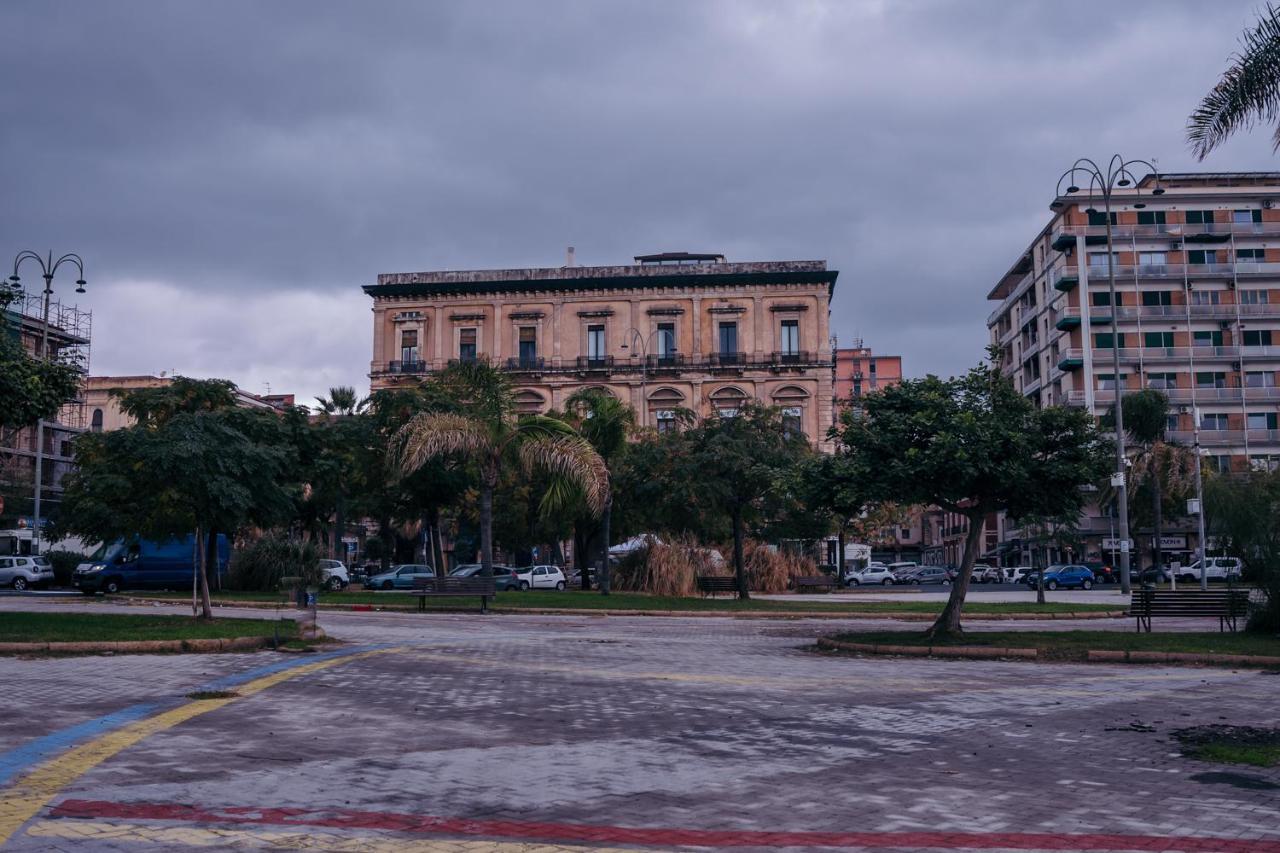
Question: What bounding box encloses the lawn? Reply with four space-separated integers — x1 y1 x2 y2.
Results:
1173 726 1280 768
119 588 1123 615
826 629 1280 661
0 611 296 643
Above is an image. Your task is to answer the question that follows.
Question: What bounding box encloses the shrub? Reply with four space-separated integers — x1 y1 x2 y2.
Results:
228 536 322 592
612 534 724 596
734 540 816 593
43 549 86 586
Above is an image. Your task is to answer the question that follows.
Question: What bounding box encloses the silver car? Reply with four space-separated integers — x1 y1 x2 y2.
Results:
0 555 55 591
844 564 896 586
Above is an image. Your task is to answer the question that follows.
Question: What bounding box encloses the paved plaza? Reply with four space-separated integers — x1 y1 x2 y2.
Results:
1 600 1278 851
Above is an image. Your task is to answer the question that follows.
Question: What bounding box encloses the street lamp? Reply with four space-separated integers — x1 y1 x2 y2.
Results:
1053 157 1163 595
9 250 88 555
619 327 676 426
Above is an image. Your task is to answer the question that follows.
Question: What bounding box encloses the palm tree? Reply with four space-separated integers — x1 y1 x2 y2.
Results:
315 386 362 416
392 362 608 578
1188 3 1280 159
564 389 636 595
313 385 366 560
1120 390 1200 575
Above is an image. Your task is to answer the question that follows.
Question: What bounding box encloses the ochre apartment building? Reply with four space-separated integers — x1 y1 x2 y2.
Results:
364 252 838 444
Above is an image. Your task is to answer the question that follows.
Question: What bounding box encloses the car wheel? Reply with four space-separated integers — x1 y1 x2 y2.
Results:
1047 580 1058 591
942 579 951 587
555 581 566 591
1082 579 1092 590
104 577 122 594
848 579 860 587
12 577 28 591
327 576 343 592
381 580 393 590
912 579 921 585
882 578 892 585
520 581 530 591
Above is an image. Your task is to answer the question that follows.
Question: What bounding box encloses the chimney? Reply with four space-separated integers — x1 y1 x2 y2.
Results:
566 246 576 267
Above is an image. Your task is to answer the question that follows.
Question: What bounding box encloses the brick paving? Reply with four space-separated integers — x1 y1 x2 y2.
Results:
0 599 1278 850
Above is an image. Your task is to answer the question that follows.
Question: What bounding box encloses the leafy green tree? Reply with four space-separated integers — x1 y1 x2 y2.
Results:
793 452 869 576
1205 469 1280 632
1188 3 1280 159
62 379 298 618
836 358 1111 637
677 403 812 599
312 385 367 561
393 362 608 578
0 289 83 431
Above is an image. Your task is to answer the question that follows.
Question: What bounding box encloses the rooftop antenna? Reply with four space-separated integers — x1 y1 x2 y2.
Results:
566 246 576 267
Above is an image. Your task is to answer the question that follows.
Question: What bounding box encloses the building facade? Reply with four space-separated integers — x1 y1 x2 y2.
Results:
987 171 1280 567
833 341 902 412
364 253 838 445
0 291 91 532
83 375 291 433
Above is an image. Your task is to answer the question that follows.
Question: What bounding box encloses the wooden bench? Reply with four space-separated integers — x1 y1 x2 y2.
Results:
411 576 496 613
1132 586 1251 633
794 575 838 594
695 576 739 597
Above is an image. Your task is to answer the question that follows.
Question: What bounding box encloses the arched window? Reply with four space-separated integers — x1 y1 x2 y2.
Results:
514 390 546 415
90 408 104 432
708 386 749 418
647 387 685 433
772 386 808 436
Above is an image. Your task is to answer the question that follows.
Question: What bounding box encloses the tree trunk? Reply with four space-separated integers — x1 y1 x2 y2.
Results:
196 526 213 620
598 493 613 596
430 508 445 574
333 488 345 562
926 510 985 638
379 515 393 573
479 473 495 578
732 505 749 600
573 523 589 589
205 525 220 596
1151 466 1163 581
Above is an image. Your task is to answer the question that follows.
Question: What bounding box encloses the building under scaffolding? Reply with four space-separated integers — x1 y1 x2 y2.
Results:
0 291 92 539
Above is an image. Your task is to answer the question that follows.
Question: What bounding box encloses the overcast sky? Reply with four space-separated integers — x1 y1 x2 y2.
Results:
4 0 1278 406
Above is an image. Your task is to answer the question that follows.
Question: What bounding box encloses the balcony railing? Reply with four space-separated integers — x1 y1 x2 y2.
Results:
385 360 429 375
504 356 546 372
1053 222 1280 242
1053 262 1280 282
375 352 835 379
576 355 615 370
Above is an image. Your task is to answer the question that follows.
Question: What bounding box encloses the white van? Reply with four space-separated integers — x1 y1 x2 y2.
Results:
1177 557 1242 583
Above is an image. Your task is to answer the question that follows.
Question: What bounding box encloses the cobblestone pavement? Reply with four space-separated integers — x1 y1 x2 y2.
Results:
1 599 1278 851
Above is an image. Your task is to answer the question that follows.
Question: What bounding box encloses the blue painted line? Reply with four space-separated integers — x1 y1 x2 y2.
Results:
0 703 160 788
0 643 391 787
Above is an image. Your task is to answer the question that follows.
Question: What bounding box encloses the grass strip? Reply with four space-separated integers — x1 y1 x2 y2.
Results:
826 629 1280 661
0 612 296 643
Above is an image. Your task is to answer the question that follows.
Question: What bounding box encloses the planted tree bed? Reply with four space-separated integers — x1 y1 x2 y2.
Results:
825 630 1280 662
0 612 296 643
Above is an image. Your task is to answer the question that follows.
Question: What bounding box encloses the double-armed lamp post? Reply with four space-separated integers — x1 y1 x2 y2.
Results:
8 250 88 554
1052 157 1163 595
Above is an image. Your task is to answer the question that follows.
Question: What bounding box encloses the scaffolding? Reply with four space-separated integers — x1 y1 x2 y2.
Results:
8 291 93 430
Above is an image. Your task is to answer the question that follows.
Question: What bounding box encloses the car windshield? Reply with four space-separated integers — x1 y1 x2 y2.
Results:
88 540 125 563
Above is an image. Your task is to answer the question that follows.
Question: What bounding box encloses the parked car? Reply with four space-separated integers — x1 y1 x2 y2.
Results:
1025 564 1095 590
512 564 567 590
891 565 925 584
844 564 896 586
1009 566 1037 584
0 555 55 591
1136 566 1170 584
885 561 918 575
1081 561 1117 584
367 563 435 590
317 559 351 592
1177 557 1243 584
972 565 1003 584
74 535 230 594
565 567 595 589
450 564 521 591
905 566 954 586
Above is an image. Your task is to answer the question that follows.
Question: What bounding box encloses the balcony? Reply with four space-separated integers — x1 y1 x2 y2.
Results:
1095 345 1248 363
575 355 615 372
1057 349 1084 370
709 351 747 369
1051 269 1080 291
504 356 546 373
770 350 818 368
643 353 686 372
1053 221 1280 243
382 360 429 375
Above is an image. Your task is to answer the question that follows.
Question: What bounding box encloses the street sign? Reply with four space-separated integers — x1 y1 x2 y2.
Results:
1186 499 1201 515
1102 537 1133 551
1110 473 1126 487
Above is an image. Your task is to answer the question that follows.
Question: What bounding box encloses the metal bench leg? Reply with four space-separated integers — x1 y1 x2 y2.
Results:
481 595 488 614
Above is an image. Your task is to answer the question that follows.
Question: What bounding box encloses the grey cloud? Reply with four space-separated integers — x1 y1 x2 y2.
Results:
2 0 1276 402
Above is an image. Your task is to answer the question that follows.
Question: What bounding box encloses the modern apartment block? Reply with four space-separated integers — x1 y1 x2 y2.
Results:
833 341 902 405
364 252 838 444
987 171 1280 566
0 291 91 531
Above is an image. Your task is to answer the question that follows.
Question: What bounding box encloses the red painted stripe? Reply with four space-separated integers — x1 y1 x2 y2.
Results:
49 799 1280 852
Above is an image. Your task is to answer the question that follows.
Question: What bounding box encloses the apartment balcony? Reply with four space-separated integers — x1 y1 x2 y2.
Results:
1088 387 1246 405
1062 261 1280 283
770 350 819 368
575 355 615 372
375 360 430 376
504 356 546 373
1052 306 1116 329
1053 222 1280 243
643 353 687 372
1093 345 1259 364
1051 269 1079 291
1057 348 1084 370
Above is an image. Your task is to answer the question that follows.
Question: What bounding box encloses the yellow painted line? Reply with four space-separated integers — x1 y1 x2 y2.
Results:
25 819 646 851
0 647 403 846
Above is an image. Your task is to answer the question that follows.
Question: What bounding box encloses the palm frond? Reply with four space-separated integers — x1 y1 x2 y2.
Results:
392 412 493 475
1188 3 1280 159
518 434 610 515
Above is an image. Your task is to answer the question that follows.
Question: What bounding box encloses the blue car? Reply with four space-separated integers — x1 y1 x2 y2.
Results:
1027 564 1095 591
366 564 435 590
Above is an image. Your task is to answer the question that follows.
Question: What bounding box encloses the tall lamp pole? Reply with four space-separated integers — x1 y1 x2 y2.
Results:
1053 157 1163 595
9 251 88 555
620 327 675 427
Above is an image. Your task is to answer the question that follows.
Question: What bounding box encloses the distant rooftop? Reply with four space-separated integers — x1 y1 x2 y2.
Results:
633 251 726 265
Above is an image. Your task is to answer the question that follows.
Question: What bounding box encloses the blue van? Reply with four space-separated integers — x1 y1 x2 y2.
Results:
73 534 230 594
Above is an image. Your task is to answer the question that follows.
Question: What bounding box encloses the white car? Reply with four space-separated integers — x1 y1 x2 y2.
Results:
513 564 567 590
317 559 351 592
1177 557 1243 584
1009 566 1037 584
972 565 1004 584
0 555 55 591
844 564 895 586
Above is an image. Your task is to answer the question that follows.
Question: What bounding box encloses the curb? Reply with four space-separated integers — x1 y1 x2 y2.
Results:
116 597 1127 622
0 636 276 655
817 636 1280 668
816 636 1038 660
